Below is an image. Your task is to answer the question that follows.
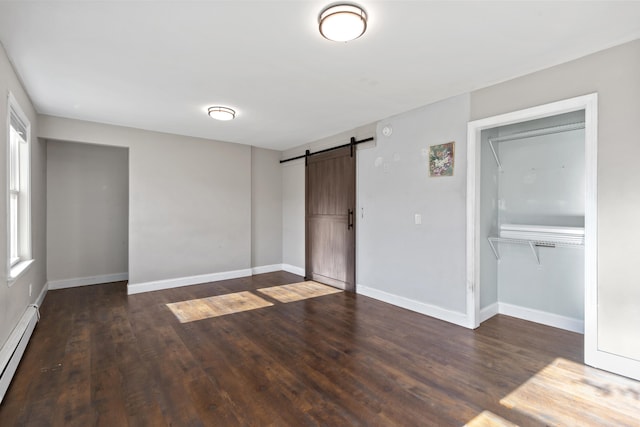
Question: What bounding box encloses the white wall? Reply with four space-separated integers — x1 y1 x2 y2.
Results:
471 39 640 362
46 140 128 285
357 95 470 321
251 146 282 268
38 116 253 292
0 43 47 347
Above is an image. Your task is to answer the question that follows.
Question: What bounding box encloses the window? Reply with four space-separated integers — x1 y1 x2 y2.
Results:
7 92 32 283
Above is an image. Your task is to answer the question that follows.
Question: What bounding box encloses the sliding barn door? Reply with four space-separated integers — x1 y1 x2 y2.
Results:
305 146 356 291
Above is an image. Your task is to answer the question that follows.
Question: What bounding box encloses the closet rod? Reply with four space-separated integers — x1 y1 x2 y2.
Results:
490 121 585 144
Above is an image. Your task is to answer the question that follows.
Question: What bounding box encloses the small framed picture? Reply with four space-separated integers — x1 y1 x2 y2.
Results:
429 141 455 177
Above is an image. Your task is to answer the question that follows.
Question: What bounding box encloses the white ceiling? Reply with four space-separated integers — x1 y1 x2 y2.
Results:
1 1 640 151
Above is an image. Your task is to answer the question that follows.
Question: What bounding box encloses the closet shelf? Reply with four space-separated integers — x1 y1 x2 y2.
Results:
487 236 584 265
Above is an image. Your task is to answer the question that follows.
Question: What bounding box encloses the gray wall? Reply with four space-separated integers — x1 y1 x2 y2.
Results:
357 95 469 313
0 43 46 347
46 140 128 282
38 116 253 287
281 161 305 271
496 112 585 226
251 146 282 268
281 97 469 318
470 39 640 361
479 128 499 310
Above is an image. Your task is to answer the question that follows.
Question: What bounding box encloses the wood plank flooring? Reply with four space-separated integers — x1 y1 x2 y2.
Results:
1 271 639 426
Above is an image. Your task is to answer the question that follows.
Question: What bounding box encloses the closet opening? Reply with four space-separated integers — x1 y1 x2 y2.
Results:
466 94 598 367
479 109 586 331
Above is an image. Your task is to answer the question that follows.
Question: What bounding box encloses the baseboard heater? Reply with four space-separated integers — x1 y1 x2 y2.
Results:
0 304 40 404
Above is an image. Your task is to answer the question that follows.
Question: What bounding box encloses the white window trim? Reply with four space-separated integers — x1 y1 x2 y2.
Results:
8 259 34 284
7 91 33 286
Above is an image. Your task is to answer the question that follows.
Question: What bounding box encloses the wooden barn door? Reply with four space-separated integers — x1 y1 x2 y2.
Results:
305 146 356 291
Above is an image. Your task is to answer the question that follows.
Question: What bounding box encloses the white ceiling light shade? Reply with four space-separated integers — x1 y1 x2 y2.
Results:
319 4 367 42
208 106 236 121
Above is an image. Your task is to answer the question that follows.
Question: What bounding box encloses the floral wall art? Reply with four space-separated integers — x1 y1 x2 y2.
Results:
428 141 455 177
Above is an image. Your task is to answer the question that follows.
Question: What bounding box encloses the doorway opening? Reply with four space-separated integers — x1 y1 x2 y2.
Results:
466 93 599 365
477 110 586 330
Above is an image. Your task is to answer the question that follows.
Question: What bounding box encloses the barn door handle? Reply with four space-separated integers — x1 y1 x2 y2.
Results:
348 209 354 230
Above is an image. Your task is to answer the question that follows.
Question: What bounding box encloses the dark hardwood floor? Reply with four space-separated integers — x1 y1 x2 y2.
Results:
1 271 639 426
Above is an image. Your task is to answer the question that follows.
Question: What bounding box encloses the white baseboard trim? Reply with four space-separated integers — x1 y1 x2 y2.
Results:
479 302 499 323
251 264 283 275
127 268 252 295
585 350 640 382
282 264 305 277
35 282 48 307
487 302 584 334
48 273 129 290
356 284 469 328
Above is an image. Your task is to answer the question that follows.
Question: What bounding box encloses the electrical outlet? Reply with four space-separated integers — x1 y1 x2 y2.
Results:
29 284 32 297
415 214 422 225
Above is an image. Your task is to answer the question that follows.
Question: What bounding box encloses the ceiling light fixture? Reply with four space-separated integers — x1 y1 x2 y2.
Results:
319 4 367 42
208 106 236 121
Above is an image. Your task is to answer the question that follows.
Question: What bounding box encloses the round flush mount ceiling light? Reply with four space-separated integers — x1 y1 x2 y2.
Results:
208 106 236 121
319 4 367 42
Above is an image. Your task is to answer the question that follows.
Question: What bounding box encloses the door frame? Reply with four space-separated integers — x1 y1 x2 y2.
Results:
464 93 635 376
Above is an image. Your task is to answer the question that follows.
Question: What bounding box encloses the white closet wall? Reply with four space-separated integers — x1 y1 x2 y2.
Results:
480 128 499 310
480 111 586 330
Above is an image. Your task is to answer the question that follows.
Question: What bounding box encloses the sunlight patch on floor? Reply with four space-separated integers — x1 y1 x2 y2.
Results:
500 357 640 426
166 291 273 323
464 410 516 427
256 281 342 303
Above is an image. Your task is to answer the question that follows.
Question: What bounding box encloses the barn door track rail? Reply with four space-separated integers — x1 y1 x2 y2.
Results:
279 136 375 165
